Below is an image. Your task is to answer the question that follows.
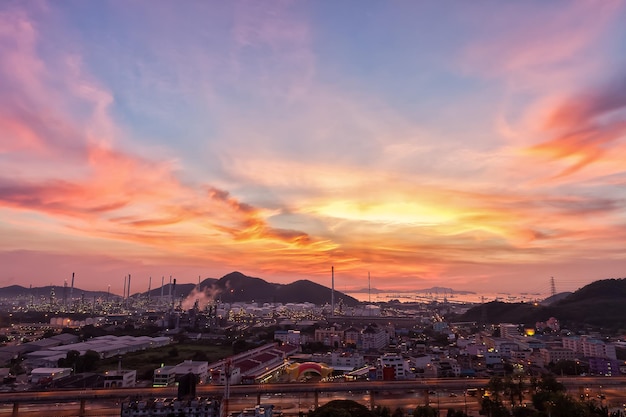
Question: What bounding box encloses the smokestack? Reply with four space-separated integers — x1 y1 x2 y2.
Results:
331 266 335 317
122 275 127 303
368 271 371 304
148 276 152 302
127 274 131 300
63 280 68 308
161 276 164 300
169 275 173 305
172 278 177 311
70 272 75 305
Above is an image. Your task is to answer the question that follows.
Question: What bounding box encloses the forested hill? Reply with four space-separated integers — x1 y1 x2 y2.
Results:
457 278 626 330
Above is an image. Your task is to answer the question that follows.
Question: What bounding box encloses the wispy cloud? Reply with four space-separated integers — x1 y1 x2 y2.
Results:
527 78 626 178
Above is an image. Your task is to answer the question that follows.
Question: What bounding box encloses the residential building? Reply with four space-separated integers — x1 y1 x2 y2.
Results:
377 353 408 380
563 336 617 360
314 327 344 347
539 347 577 364
361 325 388 350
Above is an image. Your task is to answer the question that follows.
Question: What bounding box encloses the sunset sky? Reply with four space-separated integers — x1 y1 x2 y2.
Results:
1 1 626 298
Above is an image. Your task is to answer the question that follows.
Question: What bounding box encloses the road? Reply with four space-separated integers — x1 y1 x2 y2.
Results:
1 376 626 416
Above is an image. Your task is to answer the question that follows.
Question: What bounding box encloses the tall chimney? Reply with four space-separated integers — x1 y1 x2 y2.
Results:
127 274 131 300
122 275 127 303
169 276 173 306
70 272 75 305
331 266 335 317
172 278 177 311
148 276 152 302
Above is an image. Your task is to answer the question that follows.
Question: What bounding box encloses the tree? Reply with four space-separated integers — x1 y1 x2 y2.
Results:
168 347 179 358
487 376 506 403
58 349 81 369
80 350 100 372
232 339 251 355
504 375 525 407
373 406 391 417
413 406 438 417
536 373 564 393
548 360 587 376
308 400 375 417
392 408 404 417
479 397 509 417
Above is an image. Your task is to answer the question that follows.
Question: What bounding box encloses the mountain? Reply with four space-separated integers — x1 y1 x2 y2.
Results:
0 285 111 300
134 271 360 306
415 286 476 295
0 272 359 306
540 291 572 306
350 286 475 295
277 279 352 305
208 272 360 306
457 278 626 329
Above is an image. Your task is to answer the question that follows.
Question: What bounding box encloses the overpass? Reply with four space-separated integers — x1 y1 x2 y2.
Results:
1 376 624 416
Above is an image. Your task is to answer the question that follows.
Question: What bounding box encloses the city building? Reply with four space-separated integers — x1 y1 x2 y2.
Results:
563 336 617 359
588 357 624 377
103 369 136 388
361 325 388 351
29 367 72 385
376 353 408 380
174 360 209 384
153 365 177 387
314 327 344 347
273 329 306 345
500 323 521 339
539 347 577 364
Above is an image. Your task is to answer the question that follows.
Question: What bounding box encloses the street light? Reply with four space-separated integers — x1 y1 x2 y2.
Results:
464 387 468 416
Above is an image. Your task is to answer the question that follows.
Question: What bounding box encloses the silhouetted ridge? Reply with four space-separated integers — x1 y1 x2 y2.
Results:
554 278 626 304
458 278 626 329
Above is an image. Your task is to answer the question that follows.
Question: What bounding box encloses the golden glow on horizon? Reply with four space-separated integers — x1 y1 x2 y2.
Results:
314 200 454 226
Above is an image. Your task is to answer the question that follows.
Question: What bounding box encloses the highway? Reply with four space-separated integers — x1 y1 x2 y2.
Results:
1 376 626 416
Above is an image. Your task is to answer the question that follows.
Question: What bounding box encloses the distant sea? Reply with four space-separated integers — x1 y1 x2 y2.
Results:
344 291 546 304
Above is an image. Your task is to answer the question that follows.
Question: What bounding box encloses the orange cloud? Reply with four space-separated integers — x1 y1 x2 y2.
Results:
527 78 626 178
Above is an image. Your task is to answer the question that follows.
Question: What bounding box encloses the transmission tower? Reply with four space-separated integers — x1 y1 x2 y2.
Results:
550 276 557 297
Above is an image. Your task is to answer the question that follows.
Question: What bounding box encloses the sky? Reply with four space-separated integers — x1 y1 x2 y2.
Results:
1 1 626 298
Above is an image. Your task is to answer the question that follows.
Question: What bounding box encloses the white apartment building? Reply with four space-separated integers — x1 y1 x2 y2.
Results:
361 325 388 350
377 353 408 380
274 330 306 345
